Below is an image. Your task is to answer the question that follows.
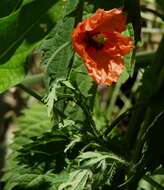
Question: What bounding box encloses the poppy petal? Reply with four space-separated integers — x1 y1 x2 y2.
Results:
72 8 134 85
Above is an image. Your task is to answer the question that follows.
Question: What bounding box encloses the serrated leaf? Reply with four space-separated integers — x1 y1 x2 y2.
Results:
80 156 109 168
58 169 92 190
106 162 117 186
44 79 64 116
3 103 53 190
40 0 82 80
4 172 56 190
48 172 69 190
78 152 126 166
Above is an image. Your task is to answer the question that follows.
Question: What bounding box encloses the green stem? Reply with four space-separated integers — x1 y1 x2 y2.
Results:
107 79 122 122
104 107 131 137
75 94 100 139
11 0 22 13
143 175 164 190
89 82 97 111
104 101 148 138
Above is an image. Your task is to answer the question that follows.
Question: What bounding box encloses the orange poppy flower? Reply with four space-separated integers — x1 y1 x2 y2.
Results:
72 8 134 85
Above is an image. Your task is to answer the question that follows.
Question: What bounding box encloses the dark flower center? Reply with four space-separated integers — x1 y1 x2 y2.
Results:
85 32 107 50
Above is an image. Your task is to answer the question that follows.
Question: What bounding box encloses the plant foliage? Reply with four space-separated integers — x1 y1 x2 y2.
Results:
1 0 164 190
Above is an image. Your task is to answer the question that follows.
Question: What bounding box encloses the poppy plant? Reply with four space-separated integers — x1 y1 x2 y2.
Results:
72 8 134 85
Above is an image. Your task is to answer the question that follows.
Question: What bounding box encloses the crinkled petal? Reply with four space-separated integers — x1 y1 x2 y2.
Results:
84 48 124 84
103 31 134 57
72 8 134 85
83 9 126 33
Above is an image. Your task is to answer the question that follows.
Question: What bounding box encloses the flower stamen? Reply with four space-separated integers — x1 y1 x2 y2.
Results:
85 33 107 50
92 33 107 45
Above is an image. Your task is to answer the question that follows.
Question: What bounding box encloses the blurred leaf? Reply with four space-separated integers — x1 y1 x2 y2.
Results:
127 111 164 188
156 0 164 10
0 0 22 18
4 170 68 190
135 51 155 69
0 0 60 93
85 0 124 11
65 0 82 15
126 35 164 150
0 0 58 64
13 103 53 150
143 175 164 190
0 41 35 93
124 0 141 44
140 35 164 101
2 103 54 190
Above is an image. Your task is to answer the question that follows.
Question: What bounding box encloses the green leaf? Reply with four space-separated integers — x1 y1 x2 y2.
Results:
11 103 52 150
106 162 117 186
119 23 135 84
48 172 69 190
70 55 93 96
78 151 127 167
41 0 83 118
0 41 35 93
18 131 69 171
0 0 59 93
44 79 64 116
0 0 58 63
40 0 82 80
46 19 74 79
4 171 60 190
0 0 22 18
61 151 126 189
58 169 92 190
65 0 82 15
2 102 54 190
